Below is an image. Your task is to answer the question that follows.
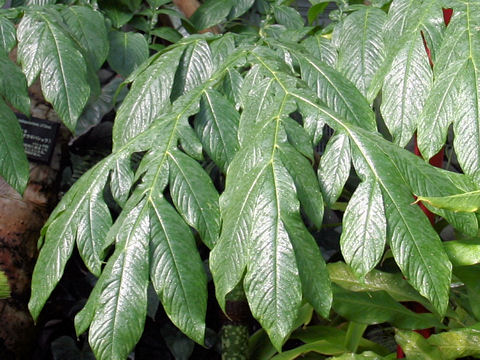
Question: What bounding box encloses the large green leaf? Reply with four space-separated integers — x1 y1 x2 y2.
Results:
0 16 16 54
56 48 251 355
89 198 150 360
0 98 29 194
0 53 30 116
29 159 114 320
17 9 90 132
107 30 148 78
242 160 303 351
355 134 451 316
340 180 386 278
335 7 387 98
190 0 233 31
376 0 442 146
417 2 480 182
113 46 184 149
168 149 220 249
171 39 214 100
61 6 109 70
149 194 207 344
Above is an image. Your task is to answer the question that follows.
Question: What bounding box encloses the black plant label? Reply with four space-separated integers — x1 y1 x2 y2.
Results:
17 114 59 164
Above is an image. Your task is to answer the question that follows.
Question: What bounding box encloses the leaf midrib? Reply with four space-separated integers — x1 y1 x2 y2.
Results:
108 199 149 359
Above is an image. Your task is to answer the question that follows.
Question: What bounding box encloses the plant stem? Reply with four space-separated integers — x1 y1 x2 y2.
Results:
344 322 367 353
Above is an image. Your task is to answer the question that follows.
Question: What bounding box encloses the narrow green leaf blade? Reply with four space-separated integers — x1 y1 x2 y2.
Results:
318 133 351 207
194 89 240 172
301 35 337 68
336 7 387 97
341 180 386 278
243 162 302 350
110 154 134 208
38 11 90 131
89 198 150 360
284 218 332 318
17 12 46 85
74 273 105 336
168 150 220 248
380 35 432 146
76 191 112 276
210 164 266 312
298 56 376 131
149 194 207 344
282 117 314 162
107 30 148 78
0 98 29 194
0 52 31 116
383 188 451 315
171 40 213 100
0 17 16 54
29 160 113 320
278 143 324 229
333 286 443 329
113 46 183 149
327 262 431 307
416 190 480 213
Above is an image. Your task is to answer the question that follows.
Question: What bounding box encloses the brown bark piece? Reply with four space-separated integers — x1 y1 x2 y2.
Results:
0 78 64 359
